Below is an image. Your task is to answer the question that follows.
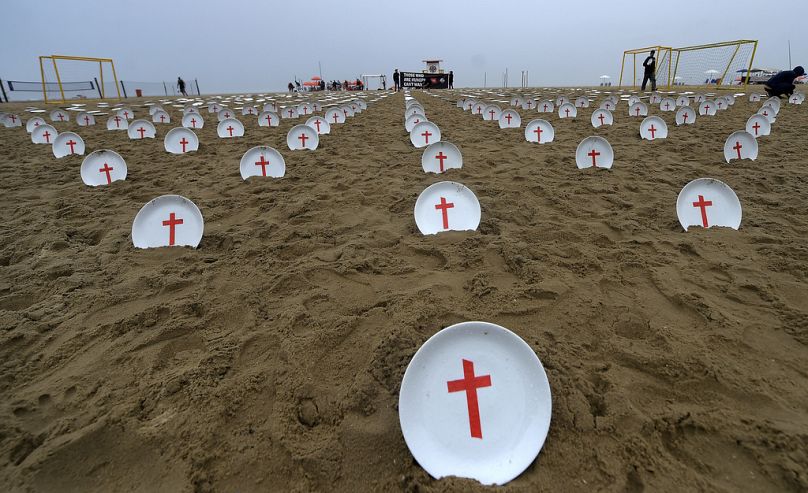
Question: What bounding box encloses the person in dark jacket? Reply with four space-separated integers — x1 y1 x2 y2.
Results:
765 66 804 98
177 77 188 96
641 50 656 91
448 70 454 89
393 69 400 91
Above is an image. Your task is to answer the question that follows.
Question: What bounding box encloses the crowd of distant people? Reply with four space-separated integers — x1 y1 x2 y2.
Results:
286 69 456 93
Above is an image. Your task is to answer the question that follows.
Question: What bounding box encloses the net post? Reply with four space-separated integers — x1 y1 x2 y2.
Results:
195 79 200 95
99 60 105 98
94 77 102 98
51 56 67 103
163 81 167 96
745 41 758 90
633 53 636 88
0 79 8 102
39 56 48 104
719 42 742 87
110 59 121 100
672 49 681 88
120 80 128 98
619 52 625 87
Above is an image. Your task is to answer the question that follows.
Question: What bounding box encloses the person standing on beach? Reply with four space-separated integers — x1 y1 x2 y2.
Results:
764 66 804 98
393 69 400 91
641 50 656 91
448 70 454 89
177 77 188 97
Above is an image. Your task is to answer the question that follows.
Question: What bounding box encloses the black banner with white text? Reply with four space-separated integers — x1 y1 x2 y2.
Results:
401 72 448 89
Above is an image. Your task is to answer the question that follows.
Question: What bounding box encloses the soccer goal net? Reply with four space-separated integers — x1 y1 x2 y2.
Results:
620 40 758 89
38 55 122 103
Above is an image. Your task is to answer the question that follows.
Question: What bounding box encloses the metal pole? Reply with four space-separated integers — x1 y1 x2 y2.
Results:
163 81 167 96
195 79 200 95
110 60 121 100
788 40 792 68
99 60 105 98
40 56 48 103
94 77 102 98
0 79 8 102
484 72 486 88
51 56 66 103
120 81 127 98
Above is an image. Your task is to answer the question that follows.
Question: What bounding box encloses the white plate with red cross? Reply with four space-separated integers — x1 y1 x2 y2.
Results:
132 195 204 249
116 107 135 121
151 110 171 124
591 109 613 128
341 105 356 118
499 109 521 129
164 127 199 154
414 181 480 235
598 100 615 112
757 105 776 123
659 98 676 112
31 124 58 145
557 103 577 119
182 113 205 129
745 114 770 138
537 100 554 113
421 142 462 174
724 131 757 163
482 105 502 121
128 120 157 140
217 108 237 122
240 146 285 179
676 178 742 231
81 150 127 186
405 113 427 132
306 115 330 135
521 98 536 110
640 116 668 140
576 136 613 169
698 101 717 116
399 321 552 485
242 106 259 117
50 109 69 123
258 111 279 127
574 96 589 108
26 116 46 133
107 114 128 131
629 102 648 117
2 113 21 127
287 124 319 151
324 108 346 125
555 95 569 106
217 118 245 138
675 106 696 126
524 119 554 143
76 112 96 126
52 132 85 158
410 121 441 148
297 103 314 116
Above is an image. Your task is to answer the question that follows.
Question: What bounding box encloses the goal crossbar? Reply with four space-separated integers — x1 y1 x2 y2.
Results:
39 55 122 103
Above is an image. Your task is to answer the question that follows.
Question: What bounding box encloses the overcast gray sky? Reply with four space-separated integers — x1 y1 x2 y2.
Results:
2 0 806 94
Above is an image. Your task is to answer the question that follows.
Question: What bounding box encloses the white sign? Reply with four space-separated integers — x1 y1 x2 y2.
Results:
399 321 552 485
421 141 462 174
414 181 480 235
676 178 742 231
575 136 613 169
81 150 127 186
132 195 204 248
240 146 285 179
52 131 85 158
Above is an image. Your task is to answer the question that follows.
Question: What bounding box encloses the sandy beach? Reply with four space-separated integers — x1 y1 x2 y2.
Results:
1 88 807 492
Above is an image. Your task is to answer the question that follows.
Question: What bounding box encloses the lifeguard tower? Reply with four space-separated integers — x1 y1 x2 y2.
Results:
423 60 445 74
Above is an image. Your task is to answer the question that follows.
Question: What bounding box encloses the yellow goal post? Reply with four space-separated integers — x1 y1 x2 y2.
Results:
619 40 758 90
39 55 121 103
